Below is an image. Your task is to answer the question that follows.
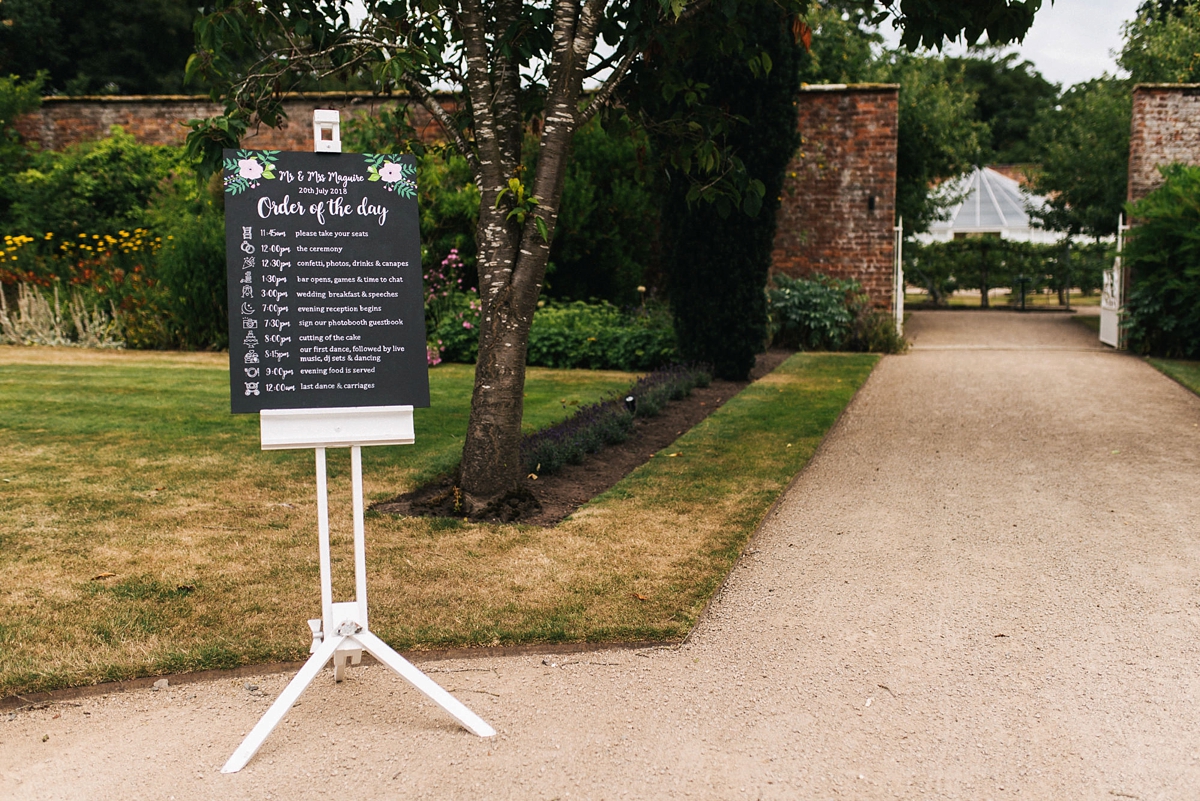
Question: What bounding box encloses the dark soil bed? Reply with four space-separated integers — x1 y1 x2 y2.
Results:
372 349 794 527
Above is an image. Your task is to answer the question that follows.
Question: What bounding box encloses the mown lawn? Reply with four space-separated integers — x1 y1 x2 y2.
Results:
1148 358 1200 396
0 346 875 696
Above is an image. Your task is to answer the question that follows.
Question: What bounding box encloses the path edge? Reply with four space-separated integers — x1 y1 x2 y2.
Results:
681 351 885 645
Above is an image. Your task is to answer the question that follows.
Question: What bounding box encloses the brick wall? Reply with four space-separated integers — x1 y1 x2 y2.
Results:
771 84 899 309
14 92 450 151
1128 84 1200 204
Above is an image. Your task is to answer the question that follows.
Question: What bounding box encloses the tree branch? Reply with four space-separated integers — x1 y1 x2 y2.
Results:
576 46 637 126
677 0 716 23
404 77 482 179
583 48 623 79
459 0 505 186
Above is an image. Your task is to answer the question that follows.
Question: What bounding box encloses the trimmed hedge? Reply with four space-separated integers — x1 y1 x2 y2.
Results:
434 297 679 372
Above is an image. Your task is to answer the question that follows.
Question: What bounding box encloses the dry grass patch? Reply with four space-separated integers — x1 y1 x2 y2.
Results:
0 348 875 695
362 352 877 648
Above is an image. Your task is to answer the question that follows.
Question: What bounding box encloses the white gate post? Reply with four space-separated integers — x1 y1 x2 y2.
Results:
1100 213 1130 349
893 217 904 336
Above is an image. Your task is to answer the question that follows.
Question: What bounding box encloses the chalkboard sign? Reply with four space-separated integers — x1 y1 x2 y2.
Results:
224 150 430 413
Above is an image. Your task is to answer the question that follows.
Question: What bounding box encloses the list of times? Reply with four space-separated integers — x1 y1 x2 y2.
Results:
224 150 430 414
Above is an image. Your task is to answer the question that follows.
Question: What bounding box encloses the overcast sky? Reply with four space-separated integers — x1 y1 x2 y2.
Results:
879 0 1145 89
351 0 1146 91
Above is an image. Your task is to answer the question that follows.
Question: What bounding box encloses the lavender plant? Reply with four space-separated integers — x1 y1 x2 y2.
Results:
520 363 712 476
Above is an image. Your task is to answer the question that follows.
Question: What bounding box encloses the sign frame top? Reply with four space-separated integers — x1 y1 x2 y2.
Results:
223 149 430 414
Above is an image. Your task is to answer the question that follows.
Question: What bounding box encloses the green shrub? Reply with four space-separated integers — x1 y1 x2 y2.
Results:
1124 164 1200 358
0 72 43 227
849 309 908 354
431 297 679 371
429 291 482 364
526 300 677 371
768 273 858 350
767 273 906 354
147 173 228 350
414 151 480 286
343 111 481 285
8 129 183 237
654 1 801 380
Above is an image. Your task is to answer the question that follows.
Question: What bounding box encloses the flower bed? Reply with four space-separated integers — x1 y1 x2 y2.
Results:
520 363 711 475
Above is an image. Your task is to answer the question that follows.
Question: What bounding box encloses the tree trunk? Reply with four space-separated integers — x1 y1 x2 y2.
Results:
454 0 593 513
979 242 990 309
458 271 536 510
1058 241 1070 306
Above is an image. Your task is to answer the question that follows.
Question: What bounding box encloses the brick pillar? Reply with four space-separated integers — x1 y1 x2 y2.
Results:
1128 84 1200 205
771 84 899 309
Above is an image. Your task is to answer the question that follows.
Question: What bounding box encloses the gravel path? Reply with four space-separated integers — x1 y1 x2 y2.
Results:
5 311 1200 800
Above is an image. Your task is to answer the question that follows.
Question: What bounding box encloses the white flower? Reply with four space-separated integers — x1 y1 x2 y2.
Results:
379 162 404 182
238 158 264 180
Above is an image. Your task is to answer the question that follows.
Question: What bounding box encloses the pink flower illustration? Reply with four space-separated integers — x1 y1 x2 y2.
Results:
379 162 404 182
238 158 264 180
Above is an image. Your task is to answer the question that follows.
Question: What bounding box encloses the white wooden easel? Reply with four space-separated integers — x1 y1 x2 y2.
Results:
221 113 495 775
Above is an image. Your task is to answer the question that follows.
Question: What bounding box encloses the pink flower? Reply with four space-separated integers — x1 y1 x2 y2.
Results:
238 158 264 180
462 321 473 329
379 162 404 182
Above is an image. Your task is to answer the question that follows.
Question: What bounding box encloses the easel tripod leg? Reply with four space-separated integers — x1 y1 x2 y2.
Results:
353 630 496 738
221 634 344 774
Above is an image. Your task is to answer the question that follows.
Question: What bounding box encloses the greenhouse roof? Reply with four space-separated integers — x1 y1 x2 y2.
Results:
926 166 1054 242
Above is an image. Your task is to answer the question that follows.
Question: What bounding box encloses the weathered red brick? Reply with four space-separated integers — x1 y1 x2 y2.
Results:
13 92 452 152
1128 84 1200 204
771 84 899 309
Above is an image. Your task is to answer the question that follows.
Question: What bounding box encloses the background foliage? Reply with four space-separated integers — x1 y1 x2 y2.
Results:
1119 0 1200 83
1028 79 1131 237
633 0 801 380
545 119 660 306
951 51 1058 165
1123 165 1200 358
0 0 198 95
905 239 1109 305
7 129 183 237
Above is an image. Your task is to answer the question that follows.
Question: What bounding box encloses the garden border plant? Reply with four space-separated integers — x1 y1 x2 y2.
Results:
767 272 907 354
384 362 714 521
520 363 711 477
